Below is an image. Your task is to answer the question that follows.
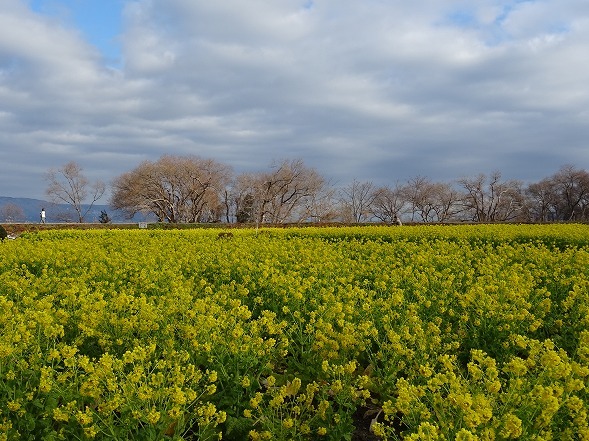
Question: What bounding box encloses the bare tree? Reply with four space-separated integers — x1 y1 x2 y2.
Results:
428 182 463 222
303 184 339 223
457 171 524 222
110 155 231 223
256 159 328 224
221 187 233 224
395 177 462 223
370 184 406 223
401 176 431 222
0 203 26 222
227 173 260 224
547 165 589 221
525 178 558 222
45 161 105 223
339 180 376 223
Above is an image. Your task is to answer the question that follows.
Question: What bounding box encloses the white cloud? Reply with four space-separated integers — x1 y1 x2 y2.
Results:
1 0 589 199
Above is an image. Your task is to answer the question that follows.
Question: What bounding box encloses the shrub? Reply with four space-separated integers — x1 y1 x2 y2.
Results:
0 224 7 241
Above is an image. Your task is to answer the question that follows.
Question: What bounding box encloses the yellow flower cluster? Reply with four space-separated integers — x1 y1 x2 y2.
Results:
1 224 589 440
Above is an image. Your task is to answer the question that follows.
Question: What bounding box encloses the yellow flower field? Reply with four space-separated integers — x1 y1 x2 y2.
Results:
1 225 589 440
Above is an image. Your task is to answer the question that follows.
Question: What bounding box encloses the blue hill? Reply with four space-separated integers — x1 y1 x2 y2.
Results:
0 196 153 223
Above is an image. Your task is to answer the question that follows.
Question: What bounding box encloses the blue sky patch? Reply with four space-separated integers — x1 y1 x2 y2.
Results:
445 9 478 28
29 0 123 65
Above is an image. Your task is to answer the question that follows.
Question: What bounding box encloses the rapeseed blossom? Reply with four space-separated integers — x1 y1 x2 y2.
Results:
1 225 589 439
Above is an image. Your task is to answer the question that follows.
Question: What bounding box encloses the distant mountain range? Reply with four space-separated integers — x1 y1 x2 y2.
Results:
0 196 152 223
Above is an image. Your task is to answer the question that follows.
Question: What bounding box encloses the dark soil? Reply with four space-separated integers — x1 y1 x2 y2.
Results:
352 407 382 441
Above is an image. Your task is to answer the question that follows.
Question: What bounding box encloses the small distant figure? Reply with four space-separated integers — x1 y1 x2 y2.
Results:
393 214 402 226
40 208 46 223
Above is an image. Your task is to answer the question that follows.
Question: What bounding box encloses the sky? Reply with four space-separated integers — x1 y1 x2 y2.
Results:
1 0 589 201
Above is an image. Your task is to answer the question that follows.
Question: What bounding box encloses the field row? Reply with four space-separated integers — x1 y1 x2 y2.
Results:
1 225 589 440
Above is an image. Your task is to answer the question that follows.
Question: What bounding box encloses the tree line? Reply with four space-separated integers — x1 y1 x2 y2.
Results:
27 156 589 224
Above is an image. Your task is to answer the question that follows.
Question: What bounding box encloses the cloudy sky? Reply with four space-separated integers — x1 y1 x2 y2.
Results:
1 0 588 200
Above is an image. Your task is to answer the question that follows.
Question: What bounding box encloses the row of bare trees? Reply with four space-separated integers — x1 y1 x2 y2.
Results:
38 156 589 223
340 165 589 224
110 156 331 224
